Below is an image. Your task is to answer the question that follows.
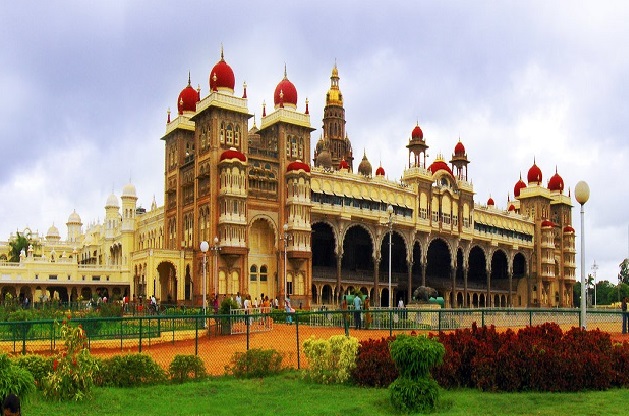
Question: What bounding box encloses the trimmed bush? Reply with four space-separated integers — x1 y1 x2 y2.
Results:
388 334 445 413
98 354 166 387
302 335 359 384
12 354 53 389
351 336 398 387
169 354 207 383
389 377 441 413
226 348 284 379
0 354 35 401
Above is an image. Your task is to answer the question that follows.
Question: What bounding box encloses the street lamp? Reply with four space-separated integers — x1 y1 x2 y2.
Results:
575 180 590 329
283 223 293 306
387 204 394 308
592 260 598 308
200 240 209 316
210 237 221 298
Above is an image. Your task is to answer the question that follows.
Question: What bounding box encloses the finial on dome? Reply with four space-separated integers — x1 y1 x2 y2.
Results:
284 63 287 79
220 43 224 60
167 107 171 123
262 100 266 117
187 71 191 86
252 113 257 128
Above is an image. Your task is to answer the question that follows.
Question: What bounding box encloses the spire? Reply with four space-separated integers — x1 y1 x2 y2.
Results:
187 71 191 86
220 43 224 60
305 97 309 115
167 107 171 123
243 81 247 98
284 63 287 79
262 100 266 117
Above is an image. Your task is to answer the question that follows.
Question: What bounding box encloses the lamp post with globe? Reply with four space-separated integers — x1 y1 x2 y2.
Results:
575 180 590 329
200 241 209 317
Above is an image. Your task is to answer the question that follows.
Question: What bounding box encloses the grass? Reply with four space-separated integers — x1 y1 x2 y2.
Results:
21 372 629 416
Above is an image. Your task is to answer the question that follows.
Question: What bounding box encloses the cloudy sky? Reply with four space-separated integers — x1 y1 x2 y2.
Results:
1 1 627 287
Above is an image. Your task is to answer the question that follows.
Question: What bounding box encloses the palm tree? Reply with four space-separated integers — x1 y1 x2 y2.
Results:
8 231 32 262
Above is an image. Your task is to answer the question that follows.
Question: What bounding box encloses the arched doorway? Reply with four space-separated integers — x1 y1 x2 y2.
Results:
157 262 177 304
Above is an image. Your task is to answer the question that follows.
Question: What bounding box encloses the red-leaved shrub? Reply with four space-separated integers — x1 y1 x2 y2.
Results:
432 322 621 392
351 336 398 387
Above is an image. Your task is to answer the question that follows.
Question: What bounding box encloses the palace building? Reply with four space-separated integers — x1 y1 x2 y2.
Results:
0 49 578 309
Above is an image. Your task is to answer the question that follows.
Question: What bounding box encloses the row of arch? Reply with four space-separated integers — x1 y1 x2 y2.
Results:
311 220 529 307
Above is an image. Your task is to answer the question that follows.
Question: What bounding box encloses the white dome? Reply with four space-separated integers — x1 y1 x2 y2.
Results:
46 224 60 239
122 182 137 198
106 193 119 208
67 210 82 224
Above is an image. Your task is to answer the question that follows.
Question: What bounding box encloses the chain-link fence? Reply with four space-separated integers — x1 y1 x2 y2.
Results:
1 308 625 375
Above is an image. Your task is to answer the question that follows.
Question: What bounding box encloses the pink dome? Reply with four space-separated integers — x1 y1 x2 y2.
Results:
287 160 310 173
427 160 453 176
274 69 298 108
220 147 246 162
541 219 555 228
177 80 198 114
454 140 466 156
487 197 495 206
209 50 235 92
563 225 575 233
548 169 564 192
527 161 543 184
508 204 516 212
339 158 349 170
375 165 385 176
514 177 527 198
411 124 423 140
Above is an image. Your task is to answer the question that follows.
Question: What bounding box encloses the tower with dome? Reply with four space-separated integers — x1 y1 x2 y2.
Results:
0 48 577 310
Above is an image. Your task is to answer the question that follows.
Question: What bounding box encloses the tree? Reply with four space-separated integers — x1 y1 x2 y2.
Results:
619 258 629 285
8 231 32 262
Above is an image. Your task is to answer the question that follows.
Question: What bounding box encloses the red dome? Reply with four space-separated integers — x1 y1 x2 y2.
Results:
527 161 543 184
487 197 494 206
220 147 246 162
339 158 349 170
411 124 423 140
563 225 575 233
454 140 466 156
427 160 453 176
548 169 564 192
508 204 516 212
274 77 298 108
286 160 310 173
375 165 385 176
514 177 527 198
177 82 198 114
209 51 235 92
541 219 555 228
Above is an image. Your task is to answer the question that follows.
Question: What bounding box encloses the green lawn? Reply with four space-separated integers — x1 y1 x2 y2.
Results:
23 372 629 416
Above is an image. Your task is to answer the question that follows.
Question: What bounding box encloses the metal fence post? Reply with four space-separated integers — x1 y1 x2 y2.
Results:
389 308 393 337
195 315 199 356
481 310 485 327
438 309 442 333
138 316 143 353
246 312 250 351
296 313 300 370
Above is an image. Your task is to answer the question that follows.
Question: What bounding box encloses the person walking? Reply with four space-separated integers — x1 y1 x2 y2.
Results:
622 296 628 334
353 294 362 329
285 297 293 324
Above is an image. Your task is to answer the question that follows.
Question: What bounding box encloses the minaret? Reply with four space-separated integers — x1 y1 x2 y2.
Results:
322 64 353 170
